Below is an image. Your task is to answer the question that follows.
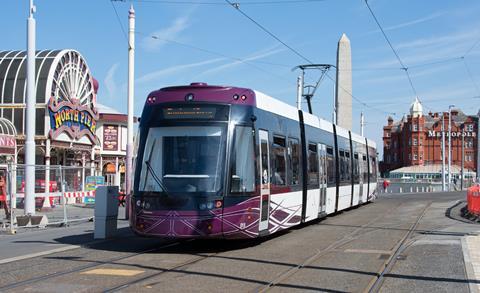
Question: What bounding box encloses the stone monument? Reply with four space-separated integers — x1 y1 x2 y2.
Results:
335 33 352 130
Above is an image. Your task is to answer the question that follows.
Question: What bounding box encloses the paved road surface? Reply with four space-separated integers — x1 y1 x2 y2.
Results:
0 191 477 292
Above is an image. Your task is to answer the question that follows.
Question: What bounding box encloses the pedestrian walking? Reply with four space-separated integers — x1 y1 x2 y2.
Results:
382 179 390 192
0 175 10 219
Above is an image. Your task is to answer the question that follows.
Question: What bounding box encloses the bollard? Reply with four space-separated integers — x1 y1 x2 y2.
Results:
94 186 119 239
399 187 402 193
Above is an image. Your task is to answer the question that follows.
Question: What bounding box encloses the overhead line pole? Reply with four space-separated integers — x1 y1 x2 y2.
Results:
442 115 446 192
126 5 135 219
25 0 37 215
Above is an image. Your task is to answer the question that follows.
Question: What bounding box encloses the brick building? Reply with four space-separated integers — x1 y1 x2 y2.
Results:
381 98 479 176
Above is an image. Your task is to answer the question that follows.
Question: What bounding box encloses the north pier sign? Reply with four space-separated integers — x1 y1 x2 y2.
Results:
428 130 476 138
48 97 99 143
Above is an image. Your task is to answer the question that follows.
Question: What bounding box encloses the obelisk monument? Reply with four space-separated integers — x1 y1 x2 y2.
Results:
335 33 352 130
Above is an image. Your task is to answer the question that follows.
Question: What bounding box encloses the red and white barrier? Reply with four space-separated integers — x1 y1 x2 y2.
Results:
63 190 96 198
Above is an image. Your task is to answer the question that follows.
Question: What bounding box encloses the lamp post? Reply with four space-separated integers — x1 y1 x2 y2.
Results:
461 123 464 190
125 5 135 219
448 105 455 191
442 115 446 191
25 0 37 215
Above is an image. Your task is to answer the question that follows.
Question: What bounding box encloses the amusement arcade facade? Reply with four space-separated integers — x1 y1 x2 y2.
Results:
0 50 127 189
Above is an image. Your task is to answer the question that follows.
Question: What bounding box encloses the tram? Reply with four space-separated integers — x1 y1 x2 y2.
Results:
131 82 378 239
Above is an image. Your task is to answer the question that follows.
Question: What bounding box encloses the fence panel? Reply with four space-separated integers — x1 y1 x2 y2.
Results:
4 164 103 231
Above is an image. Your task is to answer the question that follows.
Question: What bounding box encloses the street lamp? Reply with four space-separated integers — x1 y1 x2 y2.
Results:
448 105 455 191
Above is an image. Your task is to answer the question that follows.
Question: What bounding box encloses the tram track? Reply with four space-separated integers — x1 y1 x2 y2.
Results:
363 201 432 293
251 201 432 293
104 252 217 292
0 240 183 292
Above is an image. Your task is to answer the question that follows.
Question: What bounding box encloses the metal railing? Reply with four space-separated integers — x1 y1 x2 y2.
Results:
1 163 111 233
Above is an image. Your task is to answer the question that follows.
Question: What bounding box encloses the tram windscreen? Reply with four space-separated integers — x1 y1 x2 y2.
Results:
139 126 226 193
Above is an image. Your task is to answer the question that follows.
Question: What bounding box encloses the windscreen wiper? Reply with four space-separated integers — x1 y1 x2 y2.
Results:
144 160 170 194
143 138 171 196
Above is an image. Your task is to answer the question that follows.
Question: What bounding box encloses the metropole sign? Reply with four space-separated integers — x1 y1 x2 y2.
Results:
48 97 99 143
428 130 476 138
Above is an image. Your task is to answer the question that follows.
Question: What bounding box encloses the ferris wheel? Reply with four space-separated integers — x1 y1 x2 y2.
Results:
50 50 96 109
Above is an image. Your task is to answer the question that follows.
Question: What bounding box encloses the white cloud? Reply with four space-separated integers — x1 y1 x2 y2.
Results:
364 11 446 36
141 10 193 51
195 45 286 78
136 58 225 85
104 63 120 100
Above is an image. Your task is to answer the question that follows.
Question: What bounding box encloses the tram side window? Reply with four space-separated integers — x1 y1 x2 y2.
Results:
230 126 256 193
326 147 335 185
288 138 300 185
370 157 377 182
308 143 319 186
339 150 346 182
353 153 360 184
344 151 351 182
362 155 368 182
272 136 287 186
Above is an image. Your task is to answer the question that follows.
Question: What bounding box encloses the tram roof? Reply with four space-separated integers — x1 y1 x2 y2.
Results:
147 83 375 147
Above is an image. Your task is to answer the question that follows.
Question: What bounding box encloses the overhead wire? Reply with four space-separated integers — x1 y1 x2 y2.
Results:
121 0 327 5
224 0 391 116
325 72 396 116
109 0 129 43
224 0 314 64
136 31 292 81
364 0 418 98
462 57 480 97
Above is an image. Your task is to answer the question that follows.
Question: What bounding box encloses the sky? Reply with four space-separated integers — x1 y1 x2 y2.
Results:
2 0 480 156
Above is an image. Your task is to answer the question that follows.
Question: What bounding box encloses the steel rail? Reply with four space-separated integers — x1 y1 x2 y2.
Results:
0 240 182 291
251 202 409 293
363 201 432 293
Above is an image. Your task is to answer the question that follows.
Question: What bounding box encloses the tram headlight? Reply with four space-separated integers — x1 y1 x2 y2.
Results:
145 202 151 209
199 203 207 210
136 200 142 207
206 202 214 209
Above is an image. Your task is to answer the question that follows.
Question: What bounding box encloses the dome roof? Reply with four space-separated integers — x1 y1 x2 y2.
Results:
410 97 423 118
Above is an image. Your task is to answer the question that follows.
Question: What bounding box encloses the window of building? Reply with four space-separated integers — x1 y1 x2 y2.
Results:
467 124 474 132
413 153 417 160
288 138 300 185
409 154 412 160
413 124 418 131
413 138 417 146
272 136 287 186
308 143 319 186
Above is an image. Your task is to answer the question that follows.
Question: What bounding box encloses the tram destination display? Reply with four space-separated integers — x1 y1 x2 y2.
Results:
163 106 217 119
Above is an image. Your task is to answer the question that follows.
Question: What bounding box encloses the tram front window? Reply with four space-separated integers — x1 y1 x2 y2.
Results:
140 126 226 194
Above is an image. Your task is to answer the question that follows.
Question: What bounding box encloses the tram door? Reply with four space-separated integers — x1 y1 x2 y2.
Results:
358 154 364 203
258 130 270 232
318 144 327 213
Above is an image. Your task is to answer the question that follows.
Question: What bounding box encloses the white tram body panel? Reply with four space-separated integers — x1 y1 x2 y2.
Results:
255 90 378 223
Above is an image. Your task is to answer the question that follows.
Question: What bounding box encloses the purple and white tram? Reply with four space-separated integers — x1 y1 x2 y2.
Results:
131 82 378 239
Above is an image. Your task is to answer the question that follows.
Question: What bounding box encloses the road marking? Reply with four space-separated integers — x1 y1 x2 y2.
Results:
0 245 80 265
81 268 145 276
